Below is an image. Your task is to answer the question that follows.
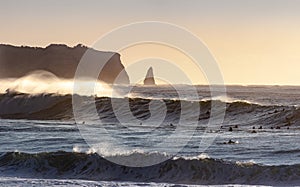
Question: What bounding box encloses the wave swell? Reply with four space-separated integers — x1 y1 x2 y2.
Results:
0 93 300 128
0 151 299 185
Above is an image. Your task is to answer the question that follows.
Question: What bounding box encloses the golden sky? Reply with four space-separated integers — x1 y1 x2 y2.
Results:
1 0 300 85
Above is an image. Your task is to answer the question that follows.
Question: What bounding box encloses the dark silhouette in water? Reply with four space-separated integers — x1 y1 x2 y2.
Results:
228 127 233 132
223 139 236 144
0 44 130 84
258 126 263 129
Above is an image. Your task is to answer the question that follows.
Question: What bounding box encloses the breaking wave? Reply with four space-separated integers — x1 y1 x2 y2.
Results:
0 70 115 97
0 93 299 129
0 151 299 185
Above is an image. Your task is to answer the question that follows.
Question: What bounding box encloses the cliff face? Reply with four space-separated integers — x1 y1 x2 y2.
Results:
143 67 156 85
0 44 130 84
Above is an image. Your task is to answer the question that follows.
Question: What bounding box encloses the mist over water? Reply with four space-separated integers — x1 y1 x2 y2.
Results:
0 70 114 97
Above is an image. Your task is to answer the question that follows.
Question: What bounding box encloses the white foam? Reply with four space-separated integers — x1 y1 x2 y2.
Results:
173 153 210 160
72 145 82 153
201 95 263 105
0 177 209 187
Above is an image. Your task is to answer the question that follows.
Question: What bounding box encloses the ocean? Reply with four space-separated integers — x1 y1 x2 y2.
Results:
0 85 299 186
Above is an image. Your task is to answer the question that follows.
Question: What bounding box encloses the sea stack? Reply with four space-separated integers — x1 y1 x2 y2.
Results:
143 67 156 85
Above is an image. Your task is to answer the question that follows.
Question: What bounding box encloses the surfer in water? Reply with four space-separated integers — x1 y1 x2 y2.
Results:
222 139 237 144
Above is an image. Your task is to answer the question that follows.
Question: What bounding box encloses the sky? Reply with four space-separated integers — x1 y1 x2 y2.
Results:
1 0 300 85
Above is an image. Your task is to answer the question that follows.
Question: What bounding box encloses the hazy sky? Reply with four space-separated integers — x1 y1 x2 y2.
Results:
1 0 300 85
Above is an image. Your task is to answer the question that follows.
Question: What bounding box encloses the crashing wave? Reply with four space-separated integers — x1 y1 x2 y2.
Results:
0 93 299 129
0 151 299 185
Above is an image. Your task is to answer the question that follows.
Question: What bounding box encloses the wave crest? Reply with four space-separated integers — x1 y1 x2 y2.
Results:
0 93 299 129
0 151 299 185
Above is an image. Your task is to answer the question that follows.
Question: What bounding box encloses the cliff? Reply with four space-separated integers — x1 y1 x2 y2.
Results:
0 44 130 84
143 67 156 85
